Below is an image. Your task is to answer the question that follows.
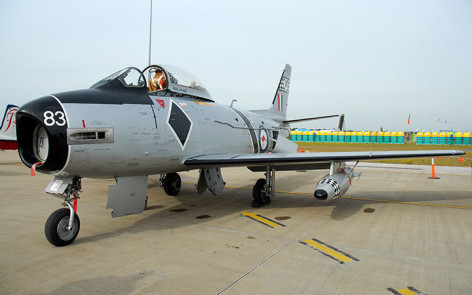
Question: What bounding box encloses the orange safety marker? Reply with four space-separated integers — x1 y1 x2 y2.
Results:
428 157 440 179
459 157 464 164
73 198 78 213
30 162 42 176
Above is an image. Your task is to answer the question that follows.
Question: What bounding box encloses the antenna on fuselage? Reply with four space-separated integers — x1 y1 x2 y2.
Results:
148 0 153 65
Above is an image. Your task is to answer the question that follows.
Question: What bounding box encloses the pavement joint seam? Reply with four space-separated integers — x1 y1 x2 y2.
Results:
216 215 330 294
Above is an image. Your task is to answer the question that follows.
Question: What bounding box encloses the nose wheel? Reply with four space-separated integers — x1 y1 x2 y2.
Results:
44 177 82 246
45 207 80 247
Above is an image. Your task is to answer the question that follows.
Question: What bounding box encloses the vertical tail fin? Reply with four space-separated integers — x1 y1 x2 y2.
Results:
0 104 19 140
269 64 291 120
251 64 291 121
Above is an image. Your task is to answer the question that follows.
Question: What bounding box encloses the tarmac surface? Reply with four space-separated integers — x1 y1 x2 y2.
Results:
1 150 471 295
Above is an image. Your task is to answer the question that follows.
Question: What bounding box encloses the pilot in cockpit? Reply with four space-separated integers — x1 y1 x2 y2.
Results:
149 68 167 92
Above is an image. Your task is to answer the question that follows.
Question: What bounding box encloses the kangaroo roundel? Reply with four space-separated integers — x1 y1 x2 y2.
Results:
259 127 269 152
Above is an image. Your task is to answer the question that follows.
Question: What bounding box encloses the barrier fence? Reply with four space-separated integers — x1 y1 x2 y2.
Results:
290 131 471 145
416 132 471 145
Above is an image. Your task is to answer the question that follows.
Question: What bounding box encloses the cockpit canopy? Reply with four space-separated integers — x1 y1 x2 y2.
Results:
90 65 212 101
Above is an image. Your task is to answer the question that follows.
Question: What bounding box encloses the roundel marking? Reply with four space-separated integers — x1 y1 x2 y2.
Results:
259 126 269 152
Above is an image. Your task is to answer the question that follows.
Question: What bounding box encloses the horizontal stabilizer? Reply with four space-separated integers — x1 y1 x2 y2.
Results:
283 114 339 124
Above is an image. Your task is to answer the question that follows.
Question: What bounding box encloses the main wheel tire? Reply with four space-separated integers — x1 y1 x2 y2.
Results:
44 208 80 247
252 178 271 207
163 173 181 196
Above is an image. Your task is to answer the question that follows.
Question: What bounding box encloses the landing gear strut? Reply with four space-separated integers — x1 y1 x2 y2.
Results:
252 165 275 207
44 177 81 247
160 172 181 196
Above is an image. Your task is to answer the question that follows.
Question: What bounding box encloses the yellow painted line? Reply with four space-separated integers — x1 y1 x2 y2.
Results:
341 196 472 210
302 239 357 264
183 182 472 210
0 162 24 166
241 211 285 228
397 289 418 295
225 185 251 191
387 286 426 295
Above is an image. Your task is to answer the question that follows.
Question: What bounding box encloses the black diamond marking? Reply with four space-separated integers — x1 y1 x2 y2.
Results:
168 102 192 148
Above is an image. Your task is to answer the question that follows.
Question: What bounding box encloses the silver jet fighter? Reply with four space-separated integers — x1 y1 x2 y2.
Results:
15 64 464 246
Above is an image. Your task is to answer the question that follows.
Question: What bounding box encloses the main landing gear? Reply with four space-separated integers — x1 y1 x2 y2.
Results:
252 165 275 208
44 177 81 247
160 173 181 196
160 169 275 208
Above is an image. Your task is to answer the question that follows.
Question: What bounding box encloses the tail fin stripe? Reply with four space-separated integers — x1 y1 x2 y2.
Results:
4 109 16 132
1 105 19 132
277 93 281 112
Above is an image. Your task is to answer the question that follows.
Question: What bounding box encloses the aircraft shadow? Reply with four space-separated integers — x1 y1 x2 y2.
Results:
74 174 470 246
35 270 156 295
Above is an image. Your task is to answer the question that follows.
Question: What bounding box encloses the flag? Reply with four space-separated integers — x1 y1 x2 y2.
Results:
407 113 411 125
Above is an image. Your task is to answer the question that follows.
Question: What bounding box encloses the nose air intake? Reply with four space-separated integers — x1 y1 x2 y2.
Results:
16 96 69 174
33 125 49 161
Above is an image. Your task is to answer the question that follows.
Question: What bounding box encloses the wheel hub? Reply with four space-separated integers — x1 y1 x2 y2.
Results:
57 217 78 241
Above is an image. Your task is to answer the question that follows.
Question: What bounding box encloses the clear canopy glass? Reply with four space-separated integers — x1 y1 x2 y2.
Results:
91 65 212 100
160 64 212 100
91 67 146 89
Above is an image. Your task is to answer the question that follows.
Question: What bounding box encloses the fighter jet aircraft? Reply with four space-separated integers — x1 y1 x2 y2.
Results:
0 104 18 150
15 64 464 246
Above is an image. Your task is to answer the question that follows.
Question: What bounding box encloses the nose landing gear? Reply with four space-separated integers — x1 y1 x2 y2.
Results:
44 177 82 247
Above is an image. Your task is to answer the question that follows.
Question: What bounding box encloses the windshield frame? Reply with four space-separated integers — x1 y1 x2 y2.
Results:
90 67 146 90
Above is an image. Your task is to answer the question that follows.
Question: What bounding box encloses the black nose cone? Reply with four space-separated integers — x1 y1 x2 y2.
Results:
314 189 328 200
16 96 69 173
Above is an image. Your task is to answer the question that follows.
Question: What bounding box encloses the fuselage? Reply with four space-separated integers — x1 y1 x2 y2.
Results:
16 90 289 178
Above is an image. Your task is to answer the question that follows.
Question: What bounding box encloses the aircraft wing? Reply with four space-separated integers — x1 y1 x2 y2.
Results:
184 150 465 171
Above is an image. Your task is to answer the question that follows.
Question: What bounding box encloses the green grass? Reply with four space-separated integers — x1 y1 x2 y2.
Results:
295 142 470 167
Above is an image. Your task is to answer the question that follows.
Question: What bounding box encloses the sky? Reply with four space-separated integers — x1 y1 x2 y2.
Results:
1 0 471 132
